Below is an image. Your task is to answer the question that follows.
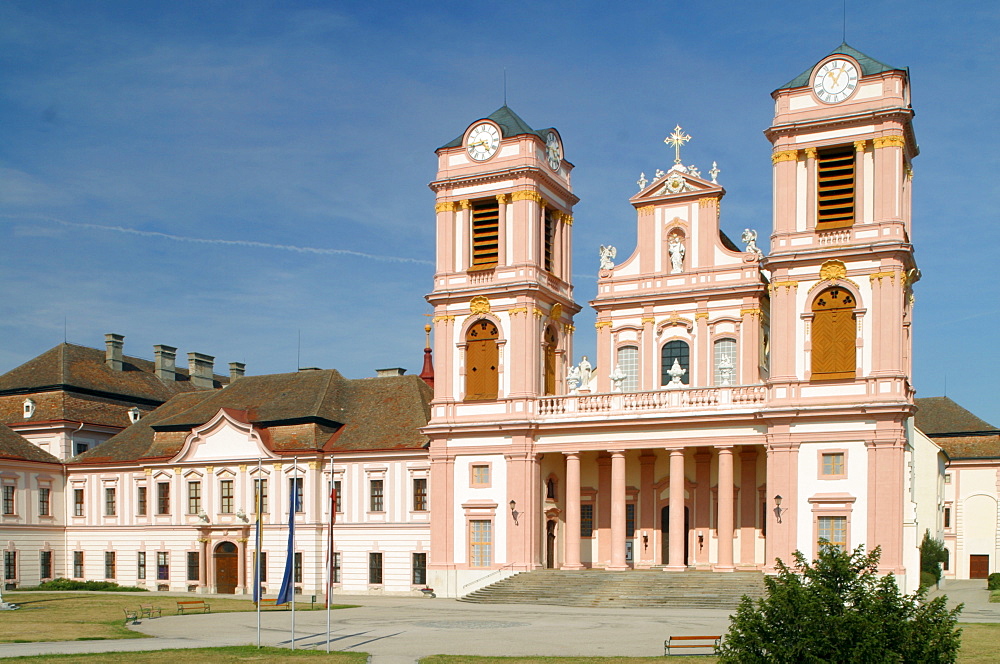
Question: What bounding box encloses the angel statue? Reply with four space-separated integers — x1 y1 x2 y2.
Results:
599 245 617 271
741 228 763 259
668 233 685 274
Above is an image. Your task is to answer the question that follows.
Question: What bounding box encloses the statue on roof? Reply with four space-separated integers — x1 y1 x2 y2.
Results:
599 245 617 271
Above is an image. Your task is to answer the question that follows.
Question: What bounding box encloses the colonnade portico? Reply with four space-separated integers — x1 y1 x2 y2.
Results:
554 444 764 571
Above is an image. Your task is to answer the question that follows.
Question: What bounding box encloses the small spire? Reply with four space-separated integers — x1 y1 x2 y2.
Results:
419 324 434 389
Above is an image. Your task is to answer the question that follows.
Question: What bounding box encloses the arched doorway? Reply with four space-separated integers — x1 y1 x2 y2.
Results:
546 520 557 569
660 506 690 566
213 541 238 594
465 320 499 401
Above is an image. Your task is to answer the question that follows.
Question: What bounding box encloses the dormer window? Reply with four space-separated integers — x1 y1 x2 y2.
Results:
128 407 141 424
23 398 36 420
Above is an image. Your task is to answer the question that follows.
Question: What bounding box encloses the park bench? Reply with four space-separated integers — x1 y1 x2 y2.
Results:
139 604 161 619
254 598 290 609
664 634 722 656
176 600 211 614
123 607 139 625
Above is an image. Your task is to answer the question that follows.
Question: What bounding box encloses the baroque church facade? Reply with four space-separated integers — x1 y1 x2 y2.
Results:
1 44 981 598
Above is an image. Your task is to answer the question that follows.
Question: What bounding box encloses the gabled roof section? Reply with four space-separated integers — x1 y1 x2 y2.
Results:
439 105 546 149
630 168 723 205
915 397 998 435
779 43 900 91
0 423 60 464
936 434 1000 460
0 343 225 405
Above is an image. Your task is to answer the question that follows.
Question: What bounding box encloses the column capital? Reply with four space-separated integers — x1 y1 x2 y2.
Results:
608 449 626 456
562 451 581 459
715 445 734 454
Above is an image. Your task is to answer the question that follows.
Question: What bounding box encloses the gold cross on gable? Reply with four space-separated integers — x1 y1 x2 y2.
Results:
664 125 691 165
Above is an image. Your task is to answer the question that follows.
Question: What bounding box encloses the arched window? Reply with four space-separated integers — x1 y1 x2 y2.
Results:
660 340 690 386
616 345 638 392
543 325 558 395
465 319 499 401
811 287 856 380
713 338 737 386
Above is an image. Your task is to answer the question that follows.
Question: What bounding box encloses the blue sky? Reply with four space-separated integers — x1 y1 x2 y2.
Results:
0 1 997 425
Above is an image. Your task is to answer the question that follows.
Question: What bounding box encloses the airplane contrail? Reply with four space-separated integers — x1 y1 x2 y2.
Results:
1 214 435 266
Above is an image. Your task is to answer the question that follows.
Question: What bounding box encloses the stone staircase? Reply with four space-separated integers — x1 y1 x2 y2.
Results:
460 569 766 609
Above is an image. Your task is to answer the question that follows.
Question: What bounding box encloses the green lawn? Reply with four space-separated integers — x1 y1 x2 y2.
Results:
0 646 366 663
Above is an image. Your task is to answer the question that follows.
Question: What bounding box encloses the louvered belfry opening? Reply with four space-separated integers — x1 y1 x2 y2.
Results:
543 208 556 273
816 146 856 229
811 287 857 380
471 199 500 268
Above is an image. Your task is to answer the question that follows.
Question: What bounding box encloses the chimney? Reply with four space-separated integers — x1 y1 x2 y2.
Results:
228 361 246 382
154 344 177 382
188 352 216 389
375 368 406 378
105 333 125 371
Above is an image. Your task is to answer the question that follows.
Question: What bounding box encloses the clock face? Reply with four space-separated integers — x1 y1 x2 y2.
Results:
467 123 500 161
813 59 859 104
545 131 562 170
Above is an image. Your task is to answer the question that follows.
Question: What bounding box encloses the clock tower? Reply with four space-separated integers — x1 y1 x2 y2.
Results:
763 44 919 573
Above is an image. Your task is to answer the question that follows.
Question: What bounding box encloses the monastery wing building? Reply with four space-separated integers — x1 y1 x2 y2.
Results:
1 44 995 599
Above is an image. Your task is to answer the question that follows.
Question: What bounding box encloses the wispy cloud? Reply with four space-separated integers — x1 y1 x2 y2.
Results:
0 214 433 265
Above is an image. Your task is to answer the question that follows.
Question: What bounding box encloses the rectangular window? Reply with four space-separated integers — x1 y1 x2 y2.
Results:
615 345 639 392
817 146 855 229
470 520 492 567
73 551 84 578
104 551 115 579
39 488 51 516
471 464 490 487
331 552 341 584
333 480 342 513
626 503 636 538
254 478 268 514
581 504 594 537
137 551 146 580
370 479 384 512
4 551 15 580
369 552 383 584
2 485 14 515
294 552 302 584
104 487 116 516
821 452 846 477
74 488 84 517
40 551 52 580
220 479 234 514
253 551 267 583
412 552 427 585
137 486 147 516
157 482 170 515
818 515 847 551
470 199 500 268
187 552 199 581
289 477 304 513
413 478 428 511
74 440 90 456
157 552 169 580
543 207 556 273
187 481 201 514
944 507 951 529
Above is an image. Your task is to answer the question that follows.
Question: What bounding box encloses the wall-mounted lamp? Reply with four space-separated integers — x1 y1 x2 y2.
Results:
642 531 649 549
697 531 705 550
509 500 520 526
773 495 786 524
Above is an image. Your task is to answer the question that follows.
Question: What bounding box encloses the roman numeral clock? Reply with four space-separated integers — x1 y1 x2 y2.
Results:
812 58 859 104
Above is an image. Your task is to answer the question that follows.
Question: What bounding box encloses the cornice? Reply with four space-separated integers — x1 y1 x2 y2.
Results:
428 166 580 206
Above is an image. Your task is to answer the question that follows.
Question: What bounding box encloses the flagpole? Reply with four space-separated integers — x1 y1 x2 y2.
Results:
291 456 297 650
326 452 335 652
255 457 262 648
276 455 298 650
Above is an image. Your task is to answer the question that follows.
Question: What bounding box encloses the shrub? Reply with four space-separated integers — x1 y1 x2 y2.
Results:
920 530 948 585
717 544 963 663
921 571 939 589
988 573 1000 590
29 578 147 592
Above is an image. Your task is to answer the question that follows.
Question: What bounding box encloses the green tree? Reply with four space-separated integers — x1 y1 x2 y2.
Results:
920 530 948 587
717 544 962 663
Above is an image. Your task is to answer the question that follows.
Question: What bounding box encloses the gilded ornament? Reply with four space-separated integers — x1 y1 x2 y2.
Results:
309 461 320 470
594 321 612 329
511 190 543 203
695 312 709 320
698 197 717 208
469 296 491 315
819 260 848 281
550 303 563 321
641 317 655 325
740 308 762 318
768 280 799 293
432 315 456 323
904 163 914 179
873 135 905 149
508 307 527 317
532 309 545 319
239 465 247 472
173 467 182 474
854 140 868 153
205 467 214 473
144 468 152 476
564 323 575 334
771 150 798 164
561 213 574 226
196 537 209 543
459 199 472 209
274 463 282 471
637 205 655 216
435 201 456 213
869 271 898 284
495 193 509 204
804 147 818 160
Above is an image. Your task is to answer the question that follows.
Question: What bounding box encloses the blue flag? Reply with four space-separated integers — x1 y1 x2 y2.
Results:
276 486 298 604
252 477 264 603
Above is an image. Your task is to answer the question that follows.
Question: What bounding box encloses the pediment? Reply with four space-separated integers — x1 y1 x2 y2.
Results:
630 167 724 205
170 409 273 464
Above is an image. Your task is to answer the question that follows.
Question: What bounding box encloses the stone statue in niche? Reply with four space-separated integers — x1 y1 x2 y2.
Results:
668 233 685 274
610 364 627 392
599 245 617 271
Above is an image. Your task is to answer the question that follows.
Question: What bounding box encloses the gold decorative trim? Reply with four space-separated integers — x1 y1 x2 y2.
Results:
740 308 762 318
458 199 472 209
819 260 848 281
273 463 283 471
637 205 654 216
144 468 152 476
435 201 456 213
495 193 509 204
469 295 491 315
511 190 543 203
904 163 913 179
196 538 209 543
564 323 575 334
695 312 709 320
641 317 655 325
205 466 214 473
873 135 905 149
595 321 612 329
550 303 563 321
698 197 717 208
768 280 799 293
173 467 182 474
771 150 798 164
432 315 456 323
656 313 695 333
239 465 247 472
869 271 899 284
309 461 320 470
854 140 867 153
507 307 527 317
532 309 545 319
236 538 249 543
560 213 574 226
804 147 818 159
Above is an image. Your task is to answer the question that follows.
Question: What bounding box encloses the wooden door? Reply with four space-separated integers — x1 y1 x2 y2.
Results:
465 320 499 401
661 506 690 566
546 520 556 569
811 288 856 380
970 554 990 579
214 542 238 594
